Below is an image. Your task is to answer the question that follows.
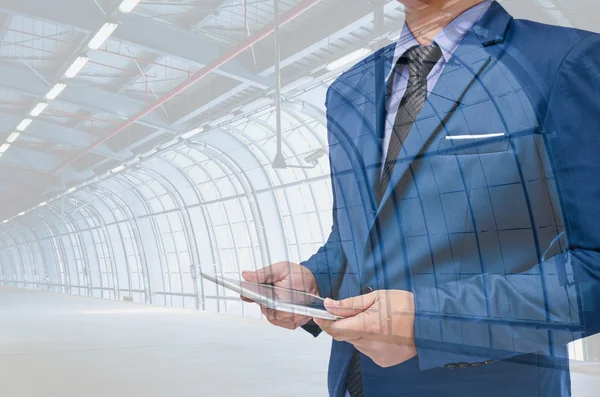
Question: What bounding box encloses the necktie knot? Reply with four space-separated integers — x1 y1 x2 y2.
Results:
405 42 443 78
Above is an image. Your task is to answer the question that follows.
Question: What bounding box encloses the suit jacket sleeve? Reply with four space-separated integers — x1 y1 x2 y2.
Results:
412 35 600 370
301 87 347 337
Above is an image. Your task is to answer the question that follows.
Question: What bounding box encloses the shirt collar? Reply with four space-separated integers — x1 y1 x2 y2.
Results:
389 0 492 77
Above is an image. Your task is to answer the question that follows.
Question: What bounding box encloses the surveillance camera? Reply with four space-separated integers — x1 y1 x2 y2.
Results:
304 148 327 165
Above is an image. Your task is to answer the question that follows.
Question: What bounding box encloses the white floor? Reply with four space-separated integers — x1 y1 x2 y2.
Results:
0 287 331 397
1 287 599 397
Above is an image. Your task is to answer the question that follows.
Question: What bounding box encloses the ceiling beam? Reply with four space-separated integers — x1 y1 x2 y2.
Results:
0 111 133 160
0 168 45 192
173 83 249 126
92 2 390 156
0 0 270 88
0 145 91 180
257 1 400 76
0 62 180 132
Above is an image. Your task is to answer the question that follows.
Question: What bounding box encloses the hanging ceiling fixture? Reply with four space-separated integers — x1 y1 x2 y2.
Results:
45 83 67 100
64 57 89 79
6 132 20 144
16 119 33 131
30 102 48 117
119 0 141 13
88 23 119 50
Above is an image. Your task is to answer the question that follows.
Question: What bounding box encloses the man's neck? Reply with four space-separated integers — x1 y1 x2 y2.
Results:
404 0 487 45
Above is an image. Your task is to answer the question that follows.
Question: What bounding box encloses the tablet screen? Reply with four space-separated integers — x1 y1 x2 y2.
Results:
201 273 342 320
237 278 327 311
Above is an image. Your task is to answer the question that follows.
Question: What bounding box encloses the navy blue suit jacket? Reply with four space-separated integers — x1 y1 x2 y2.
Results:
302 2 600 396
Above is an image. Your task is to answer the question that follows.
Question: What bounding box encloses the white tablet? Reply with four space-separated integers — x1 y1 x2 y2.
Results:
201 273 344 321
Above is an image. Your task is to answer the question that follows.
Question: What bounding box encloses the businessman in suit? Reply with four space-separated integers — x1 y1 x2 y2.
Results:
243 0 600 395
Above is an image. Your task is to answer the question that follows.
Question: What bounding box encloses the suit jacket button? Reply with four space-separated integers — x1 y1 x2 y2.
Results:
445 363 458 369
361 286 374 295
457 362 470 369
470 362 484 367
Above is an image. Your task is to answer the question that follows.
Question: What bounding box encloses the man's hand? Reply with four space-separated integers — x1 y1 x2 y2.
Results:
314 290 417 368
242 262 318 330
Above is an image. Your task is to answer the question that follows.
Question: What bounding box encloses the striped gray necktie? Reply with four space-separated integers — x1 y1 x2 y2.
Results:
377 42 443 204
346 42 443 397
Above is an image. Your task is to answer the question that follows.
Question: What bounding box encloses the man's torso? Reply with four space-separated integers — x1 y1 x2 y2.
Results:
324 2 597 396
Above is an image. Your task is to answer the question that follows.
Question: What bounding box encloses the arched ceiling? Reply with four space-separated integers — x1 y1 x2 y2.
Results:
0 0 596 222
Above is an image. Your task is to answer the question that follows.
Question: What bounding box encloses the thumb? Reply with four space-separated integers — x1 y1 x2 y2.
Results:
324 292 378 318
242 264 286 284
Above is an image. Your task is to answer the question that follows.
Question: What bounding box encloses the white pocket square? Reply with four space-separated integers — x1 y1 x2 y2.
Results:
445 133 506 140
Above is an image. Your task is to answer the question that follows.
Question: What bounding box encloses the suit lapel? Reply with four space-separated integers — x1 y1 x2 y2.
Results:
375 31 493 211
363 0 514 249
352 43 396 210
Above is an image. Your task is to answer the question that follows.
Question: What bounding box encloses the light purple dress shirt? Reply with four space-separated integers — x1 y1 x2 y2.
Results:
380 0 493 175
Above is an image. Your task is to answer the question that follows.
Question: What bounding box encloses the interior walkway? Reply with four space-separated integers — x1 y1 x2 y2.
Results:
0 287 331 397
0 287 599 396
